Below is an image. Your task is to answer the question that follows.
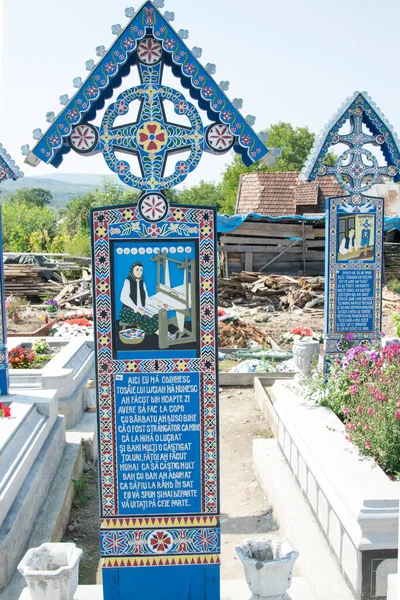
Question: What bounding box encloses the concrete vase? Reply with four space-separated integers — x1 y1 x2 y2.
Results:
292 340 319 376
236 536 299 600
18 543 82 600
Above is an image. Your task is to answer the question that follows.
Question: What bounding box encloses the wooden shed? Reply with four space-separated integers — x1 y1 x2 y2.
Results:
219 172 343 277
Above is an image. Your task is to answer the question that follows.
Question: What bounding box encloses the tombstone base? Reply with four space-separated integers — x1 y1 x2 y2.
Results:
18 577 312 599
103 565 220 600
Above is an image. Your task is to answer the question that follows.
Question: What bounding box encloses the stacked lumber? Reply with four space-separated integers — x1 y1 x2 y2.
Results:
3 254 92 306
4 265 63 298
219 271 324 310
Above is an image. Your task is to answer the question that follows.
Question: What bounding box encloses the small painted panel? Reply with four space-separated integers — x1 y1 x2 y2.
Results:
325 195 383 361
91 201 220 594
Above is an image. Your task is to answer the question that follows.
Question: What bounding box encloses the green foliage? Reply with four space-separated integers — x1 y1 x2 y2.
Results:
73 473 89 505
2 199 58 252
177 180 223 209
63 233 92 258
61 179 139 239
7 188 53 207
32 338 50 355
387 279 400 295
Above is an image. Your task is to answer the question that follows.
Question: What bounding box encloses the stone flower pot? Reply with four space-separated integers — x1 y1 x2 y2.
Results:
18 543 82 600
292 339 319 376
236 536 299 600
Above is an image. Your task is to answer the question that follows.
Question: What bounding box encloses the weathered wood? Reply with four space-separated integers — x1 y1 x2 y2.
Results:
244 252 253 272
237 221 314 234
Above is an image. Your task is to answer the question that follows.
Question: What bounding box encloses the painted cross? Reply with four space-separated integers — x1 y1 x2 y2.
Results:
23 2 270 599
0 147 24 395
301 91 400 368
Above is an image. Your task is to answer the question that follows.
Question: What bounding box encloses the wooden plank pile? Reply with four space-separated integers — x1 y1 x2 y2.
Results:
219 319 270 348
219 271 325 310
219 219 325 277
3 254 92 307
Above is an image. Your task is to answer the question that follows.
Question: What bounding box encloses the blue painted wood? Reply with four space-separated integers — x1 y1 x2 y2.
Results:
104 565 220 600
103 568 120 600
0 208 9 395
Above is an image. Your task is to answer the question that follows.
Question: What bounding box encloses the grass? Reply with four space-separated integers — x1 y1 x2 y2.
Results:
219 359 240 373
387 279 400 294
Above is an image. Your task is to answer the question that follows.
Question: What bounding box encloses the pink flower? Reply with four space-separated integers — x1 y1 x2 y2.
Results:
365 424 370 431
345 435 351 442
367 408 376 416
343 407 350 415
395 410 400 420
346 422 355 431
349 385 358 395
365 441 371 450
356 406 362 415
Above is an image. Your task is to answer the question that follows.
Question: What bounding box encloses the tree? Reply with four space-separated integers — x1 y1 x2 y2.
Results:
177 181 224 209
2 200 58 252
7 188 53 208
219 122 336 214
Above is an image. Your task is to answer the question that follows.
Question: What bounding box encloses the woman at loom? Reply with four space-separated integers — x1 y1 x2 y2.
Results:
119 262 159 335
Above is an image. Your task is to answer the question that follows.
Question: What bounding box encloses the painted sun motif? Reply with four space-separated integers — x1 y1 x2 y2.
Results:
206 123 234 152
138 193 169 222
137 38 163 65
147 530 173 554
69 124 98 153
136 121 167 153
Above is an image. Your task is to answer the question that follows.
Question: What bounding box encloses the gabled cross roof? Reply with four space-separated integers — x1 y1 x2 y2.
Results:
0 145 23 183
301 91 400 184
24 1 269 170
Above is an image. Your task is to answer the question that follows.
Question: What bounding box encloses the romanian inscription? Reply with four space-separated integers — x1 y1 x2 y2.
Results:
335 270 374 333
115 372 202 515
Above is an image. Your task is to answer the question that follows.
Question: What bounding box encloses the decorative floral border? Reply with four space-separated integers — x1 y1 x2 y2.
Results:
31 2 267 168
100 527 220 557
92 203 219 566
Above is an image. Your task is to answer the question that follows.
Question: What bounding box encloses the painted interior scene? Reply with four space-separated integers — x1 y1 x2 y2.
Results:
112 240 198 356
337 213 375 262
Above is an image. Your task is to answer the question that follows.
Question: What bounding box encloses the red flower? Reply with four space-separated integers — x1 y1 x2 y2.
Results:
3 406 11 418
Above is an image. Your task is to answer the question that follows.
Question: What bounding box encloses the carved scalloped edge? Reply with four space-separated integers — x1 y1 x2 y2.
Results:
300 90 400 181
29 0 268 168
0 148 24 180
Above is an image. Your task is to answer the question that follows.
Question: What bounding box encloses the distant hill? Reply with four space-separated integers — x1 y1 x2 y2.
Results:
0 173 124 209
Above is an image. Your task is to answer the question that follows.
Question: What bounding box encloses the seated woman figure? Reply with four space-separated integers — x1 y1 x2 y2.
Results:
119 262 159 335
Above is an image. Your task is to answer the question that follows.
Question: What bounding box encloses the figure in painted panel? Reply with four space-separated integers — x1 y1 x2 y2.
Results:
120 262 159 335
339 228 357 256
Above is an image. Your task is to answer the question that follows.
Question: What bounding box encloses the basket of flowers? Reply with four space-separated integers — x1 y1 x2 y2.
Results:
119 328 146 345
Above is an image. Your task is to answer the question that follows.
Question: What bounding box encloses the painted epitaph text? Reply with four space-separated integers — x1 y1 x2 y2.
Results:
325 195 384 364
91 202 220 599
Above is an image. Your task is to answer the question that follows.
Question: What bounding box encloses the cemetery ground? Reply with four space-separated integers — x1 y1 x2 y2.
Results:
62 388 277 585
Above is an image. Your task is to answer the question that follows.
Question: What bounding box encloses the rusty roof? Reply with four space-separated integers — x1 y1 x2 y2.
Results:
236 172 343 215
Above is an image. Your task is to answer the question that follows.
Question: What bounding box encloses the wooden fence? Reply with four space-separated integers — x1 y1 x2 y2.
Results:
219 219 325 277
219 218 400 279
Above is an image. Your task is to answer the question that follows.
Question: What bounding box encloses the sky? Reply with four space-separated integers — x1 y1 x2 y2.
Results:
1 0 400 187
